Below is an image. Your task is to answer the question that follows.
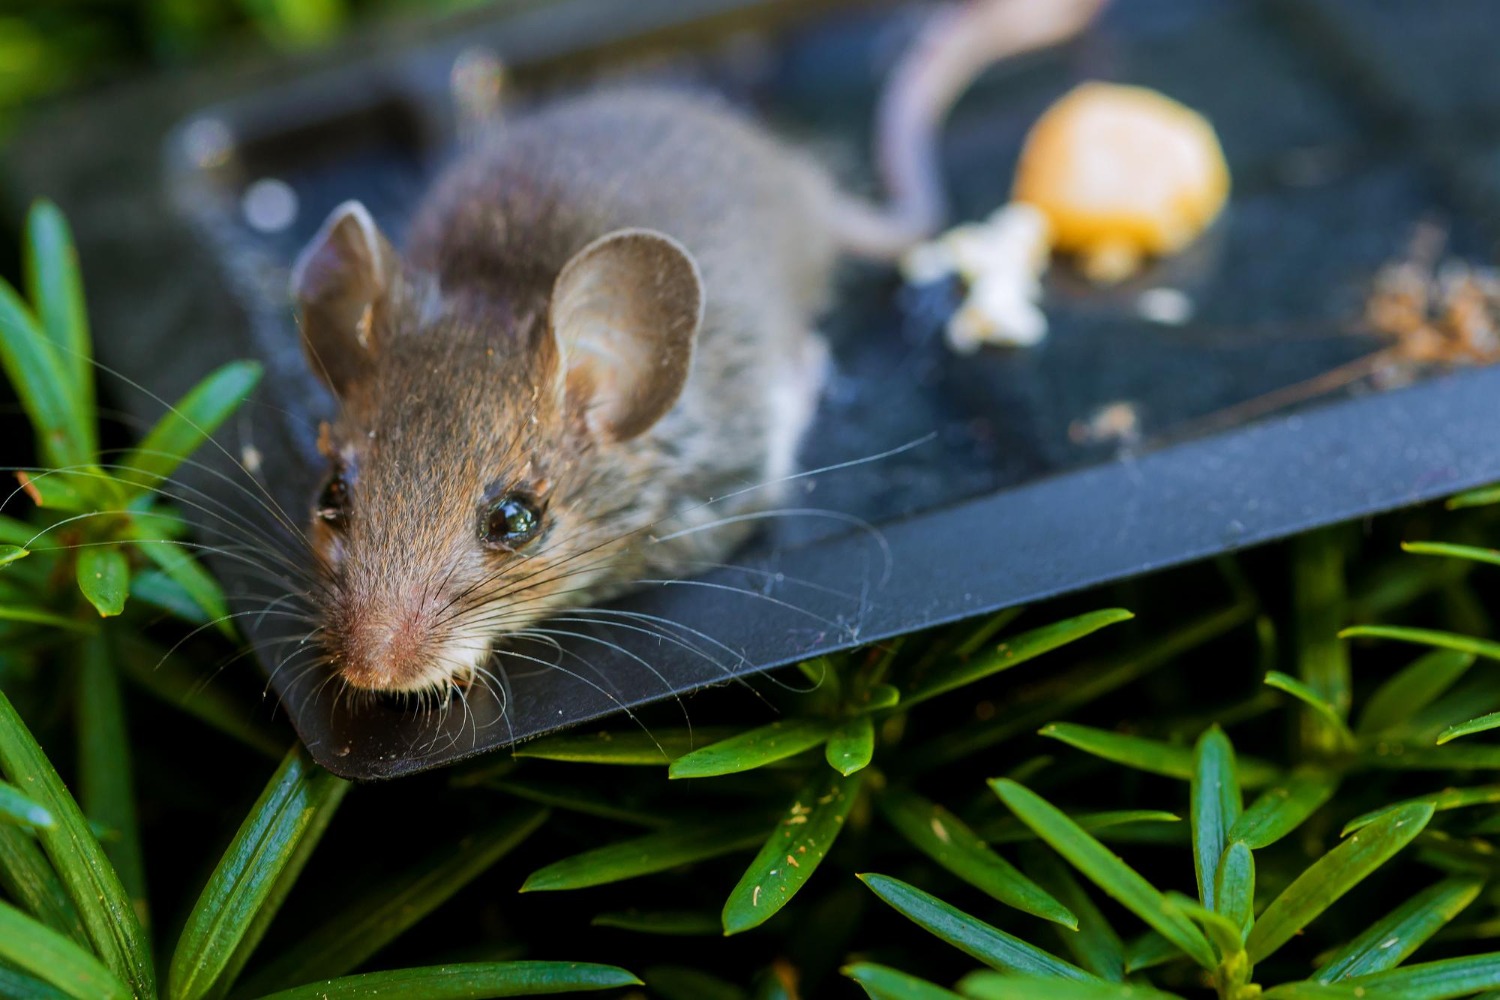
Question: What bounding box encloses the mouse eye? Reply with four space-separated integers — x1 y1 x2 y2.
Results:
316 472 350 530
481 494 543 550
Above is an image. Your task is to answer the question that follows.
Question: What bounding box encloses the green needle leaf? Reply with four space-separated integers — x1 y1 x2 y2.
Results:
1039 724 1277 788
1021 846 1126 980
133 539 231 636
0 689 152 997
1214 842 1254 938
75 547 128 618
1357 650 1475 737
522 819 763 892
1402 540 1500 567
1343 785 1500 836
878 788 1076 928
238 807 549 994
168 746 349 1000
75 635 147 931
723 769 862 934
1123 931 1180 974
858 873 1094 980
120 361 263 486
251 961 642 999
511 727 738 765
0 277 88 470
0 606 92 632
842 962 963 1000
0 781 53 829
826 715 875 775
1315 877 1482 982
1229 767 1338 849
1189 726 1240 911
989 779 1217 971
1340 625 1500 663
24 202 92 423
956 973 1186 999
1265 672 1355 748
0 825 87 945
985 811 1182 845
1246 802 1434 964
1341 952 1500 998
1163 892 1243 960
590 910 721 936
1438 712 1500 744
669 720 836 779
0 545 28 567
1448 482 1500 508
0 900 131 1000
902 609 1133 708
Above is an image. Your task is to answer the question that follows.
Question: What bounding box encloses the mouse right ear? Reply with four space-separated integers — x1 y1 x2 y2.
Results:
291 200 400 395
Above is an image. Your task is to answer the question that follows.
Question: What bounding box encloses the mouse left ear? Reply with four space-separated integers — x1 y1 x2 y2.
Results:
548 228 704 442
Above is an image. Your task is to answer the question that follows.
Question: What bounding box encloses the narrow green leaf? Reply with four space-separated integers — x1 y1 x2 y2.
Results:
644 965 746 1000
669 719 835 779
826 715 875 776
1021 846 1125 980
1343 785 1500 835
24 201 92 438
168 747 349 1000
521 819 763 892
134 539 231 635
1357 650 1475 737
842 962 963 1000
1340 953 1500 998
590 910 721 936
0 781 53 828
989 779 1217 971
1229 767 1338 849
1341 625 1500 663
1438 712 1500 744
1163 892 1243 959
1292 531 1352 753
723 769 862 934
862 684 901 711
0 606 91 632
1266 671 1356 748
957 973 1186 999
75 547 128 619
1214 842 1254 938
985 811 1182 845
1039 723 1277 788
879 788 1075 927
0 688 151 997
0 826 87 945
0 545 28 567
127 570 209 625
237 807 548 994
1123 931 1180 974
0 280 87 470
115 635 286 760
479 777 665 827
1367 744 1500 771
0 962 72 1000
1403 540 1500 568
1246 802 1434 964
120 361 262 485
1449 482 1500 508
75 634 146 933
1189 726 1240 912
0 901 131 1000
1316 877 1482 982
252 961 642 999
902 609 1133 707
511 727 738 765
857 873 1093 980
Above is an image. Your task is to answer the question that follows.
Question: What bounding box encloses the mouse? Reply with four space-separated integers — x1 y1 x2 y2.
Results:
289 0 1106 696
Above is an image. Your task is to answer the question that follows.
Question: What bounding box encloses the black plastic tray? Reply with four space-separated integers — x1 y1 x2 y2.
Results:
15 0 1500 778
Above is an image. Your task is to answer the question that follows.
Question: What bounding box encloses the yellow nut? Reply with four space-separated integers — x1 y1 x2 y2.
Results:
1011 81 1230 283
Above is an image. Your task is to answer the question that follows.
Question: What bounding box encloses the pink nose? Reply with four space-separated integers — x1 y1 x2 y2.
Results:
334 601 436 692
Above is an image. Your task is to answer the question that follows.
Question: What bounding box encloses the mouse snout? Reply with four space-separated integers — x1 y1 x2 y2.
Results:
331 587 478 693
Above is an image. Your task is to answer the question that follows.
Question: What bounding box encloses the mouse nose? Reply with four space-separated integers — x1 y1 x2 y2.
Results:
334 594 439 692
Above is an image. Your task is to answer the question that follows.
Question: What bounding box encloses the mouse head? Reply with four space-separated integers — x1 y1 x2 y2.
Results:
291 200 703 695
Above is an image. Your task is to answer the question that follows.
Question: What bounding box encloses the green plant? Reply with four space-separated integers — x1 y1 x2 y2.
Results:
10 202 1500 1000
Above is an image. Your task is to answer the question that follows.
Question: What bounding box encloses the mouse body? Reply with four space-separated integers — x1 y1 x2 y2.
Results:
291 0 1107 695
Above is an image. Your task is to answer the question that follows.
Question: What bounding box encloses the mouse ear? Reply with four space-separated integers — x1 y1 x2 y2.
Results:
549 228 704 442
291 200 400 395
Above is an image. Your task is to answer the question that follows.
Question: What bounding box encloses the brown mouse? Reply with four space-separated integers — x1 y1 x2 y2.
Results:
290 0 1105 695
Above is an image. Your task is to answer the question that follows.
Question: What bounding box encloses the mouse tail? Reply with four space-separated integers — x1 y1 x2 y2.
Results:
834 0 1108 261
